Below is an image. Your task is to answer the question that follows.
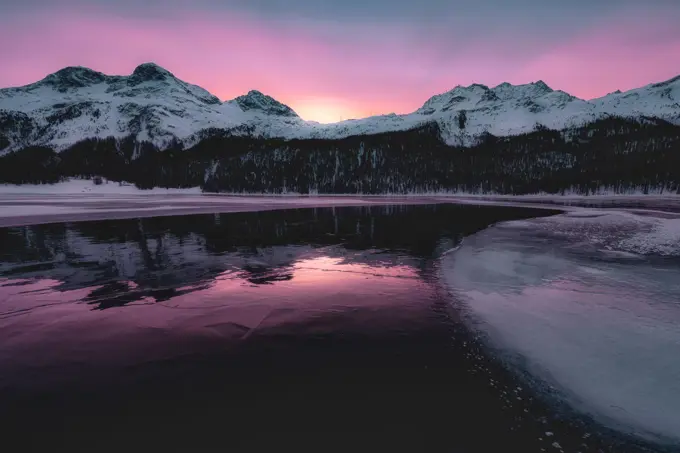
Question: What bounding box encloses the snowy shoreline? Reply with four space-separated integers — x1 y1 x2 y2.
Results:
1 178 680 228
2 178 679 197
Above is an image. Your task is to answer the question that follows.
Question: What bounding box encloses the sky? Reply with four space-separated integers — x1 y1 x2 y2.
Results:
0 0 679 123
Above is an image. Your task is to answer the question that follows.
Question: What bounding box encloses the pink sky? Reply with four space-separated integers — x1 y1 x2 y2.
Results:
1 8 679 123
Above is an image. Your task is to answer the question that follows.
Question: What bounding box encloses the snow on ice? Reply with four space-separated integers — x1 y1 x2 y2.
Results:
440 209 680 444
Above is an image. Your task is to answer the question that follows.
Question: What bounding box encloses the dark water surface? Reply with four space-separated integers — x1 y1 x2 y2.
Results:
0 204 662 453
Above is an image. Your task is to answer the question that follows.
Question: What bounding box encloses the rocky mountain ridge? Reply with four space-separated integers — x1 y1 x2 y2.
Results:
1 63 678 154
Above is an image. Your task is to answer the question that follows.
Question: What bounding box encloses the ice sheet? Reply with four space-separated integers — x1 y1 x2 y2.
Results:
441 211 680 444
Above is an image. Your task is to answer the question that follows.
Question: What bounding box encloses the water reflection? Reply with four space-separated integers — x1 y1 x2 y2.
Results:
0 204 578 453
0 204 554 311
0 205 558 388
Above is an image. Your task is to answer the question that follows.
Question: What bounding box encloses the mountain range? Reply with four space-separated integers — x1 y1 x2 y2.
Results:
1 62 679 153
0 63 679 195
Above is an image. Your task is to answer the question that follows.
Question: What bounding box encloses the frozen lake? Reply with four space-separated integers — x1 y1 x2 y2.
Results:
1 204 572 452
441 209 680 446
0 191 678 451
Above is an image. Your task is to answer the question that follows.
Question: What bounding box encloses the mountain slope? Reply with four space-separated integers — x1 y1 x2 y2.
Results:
0 63 679 154
0 63 309 152
593 75 680 123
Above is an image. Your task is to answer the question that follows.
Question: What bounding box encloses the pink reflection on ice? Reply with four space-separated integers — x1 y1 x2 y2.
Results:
0 254 426 390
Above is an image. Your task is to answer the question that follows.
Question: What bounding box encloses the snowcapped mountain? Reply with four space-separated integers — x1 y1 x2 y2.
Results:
229 90 299 117
0 63 309 152
0 62 678 153
594 75 680 124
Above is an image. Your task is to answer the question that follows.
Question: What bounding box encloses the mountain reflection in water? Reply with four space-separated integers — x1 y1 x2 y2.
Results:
0 204 591 453
0 205 553 311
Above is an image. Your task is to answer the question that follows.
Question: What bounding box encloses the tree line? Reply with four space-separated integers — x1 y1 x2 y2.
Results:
1 118 679 195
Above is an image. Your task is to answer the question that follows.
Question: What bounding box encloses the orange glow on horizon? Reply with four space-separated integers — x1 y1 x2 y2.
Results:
288 97 375 123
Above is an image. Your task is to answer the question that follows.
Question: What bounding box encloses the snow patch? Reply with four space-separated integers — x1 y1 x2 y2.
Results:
619 218 680 256
533 210 680 257
0 178 202 195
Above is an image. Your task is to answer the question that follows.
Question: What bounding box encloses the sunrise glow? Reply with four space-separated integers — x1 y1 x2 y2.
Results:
0 1 679 122
293 97 371 123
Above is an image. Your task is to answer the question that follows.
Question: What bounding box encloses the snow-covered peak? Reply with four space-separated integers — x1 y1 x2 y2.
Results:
651 74 680 90
417 84 490 114
593 74 680 123
130 63 174 83
533 80 551 92
230 90 298 117
417 80 572 119
40 66 109 92
491 80 554 100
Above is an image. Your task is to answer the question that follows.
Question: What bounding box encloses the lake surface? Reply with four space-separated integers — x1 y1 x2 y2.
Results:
0 204 676 452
